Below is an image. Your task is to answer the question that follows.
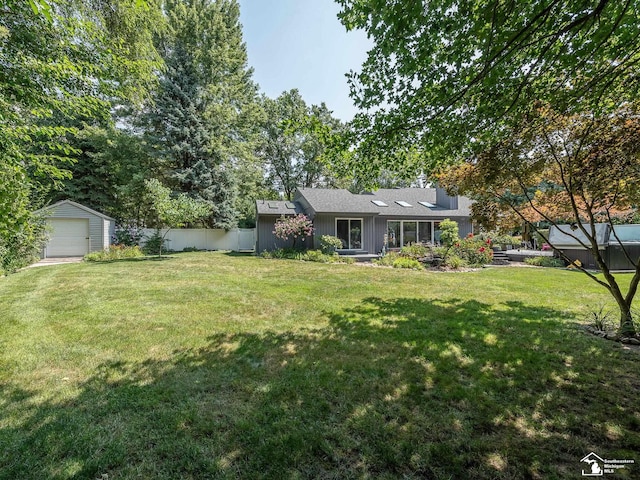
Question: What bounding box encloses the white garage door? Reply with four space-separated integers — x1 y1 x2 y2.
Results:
47 218 90 257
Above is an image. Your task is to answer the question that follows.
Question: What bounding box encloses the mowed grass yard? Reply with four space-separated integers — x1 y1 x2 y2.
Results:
1 253 639 479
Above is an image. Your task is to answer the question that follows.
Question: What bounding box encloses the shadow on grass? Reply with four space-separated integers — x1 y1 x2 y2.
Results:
1 298 639 479
223 251 256 257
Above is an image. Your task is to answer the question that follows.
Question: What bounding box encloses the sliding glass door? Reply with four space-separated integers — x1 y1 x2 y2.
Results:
336 219 362 249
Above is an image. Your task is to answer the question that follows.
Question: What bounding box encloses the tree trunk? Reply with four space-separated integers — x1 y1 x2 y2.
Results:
593 246 637 337
618 304 636 337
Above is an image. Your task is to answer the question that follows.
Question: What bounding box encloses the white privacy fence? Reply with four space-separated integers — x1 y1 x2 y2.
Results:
140 228 255 252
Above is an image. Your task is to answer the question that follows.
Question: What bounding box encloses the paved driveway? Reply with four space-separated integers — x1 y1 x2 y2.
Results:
28 257 84 268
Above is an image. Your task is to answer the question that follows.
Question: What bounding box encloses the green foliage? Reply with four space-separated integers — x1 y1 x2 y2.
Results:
524 256 565 268
142 230 167 256
373 251 400 267
0 0 162 264
438 219 459 247
319 235 343 254
478 232 520 248
440 105 640 335
53 126 159 225
337 0 640 183
260 90 344 199
300 250 335 263
399 243 430 260
445 255 467 270
144 0 261 229
145 179 211 231
84 245 144 262
261 248 355 265
113 225 145 247
586 306 615 332
392 257 423 270
143 173 212 257
0 216 48 274
340 256 357 265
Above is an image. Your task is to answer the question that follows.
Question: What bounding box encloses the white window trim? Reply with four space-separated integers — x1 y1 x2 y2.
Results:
335 217 364 250
387 220 441 247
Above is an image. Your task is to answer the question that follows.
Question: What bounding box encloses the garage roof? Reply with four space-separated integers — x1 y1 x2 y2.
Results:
35 200 115 220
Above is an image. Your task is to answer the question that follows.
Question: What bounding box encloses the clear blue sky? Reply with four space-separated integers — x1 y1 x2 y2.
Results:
238 0 371 121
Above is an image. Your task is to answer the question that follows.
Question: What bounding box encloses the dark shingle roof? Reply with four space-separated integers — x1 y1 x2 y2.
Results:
295 188 380 214
296 188 472 218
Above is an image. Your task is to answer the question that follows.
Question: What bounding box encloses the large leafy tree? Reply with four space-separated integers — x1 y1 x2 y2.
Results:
337 0 640 182
439 104 640 335
145 0 259 230
0 0 162 268
52 126 160 225
260 90 344 200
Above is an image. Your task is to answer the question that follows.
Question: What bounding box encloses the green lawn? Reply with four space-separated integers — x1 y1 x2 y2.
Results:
1 253 638 479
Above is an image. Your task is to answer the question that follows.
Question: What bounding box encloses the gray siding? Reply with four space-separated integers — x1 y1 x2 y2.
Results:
256 211 472 254
313 214 376 253
46 203 112 253
256 215 313 252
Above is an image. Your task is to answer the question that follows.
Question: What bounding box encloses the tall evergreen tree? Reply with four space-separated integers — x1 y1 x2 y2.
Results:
145 0 260 229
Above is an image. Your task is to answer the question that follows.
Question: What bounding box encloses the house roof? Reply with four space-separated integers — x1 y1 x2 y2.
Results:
295 188 380 214
34 199 115 221
255 200 303 216
294 187 472 218
548 224 609 247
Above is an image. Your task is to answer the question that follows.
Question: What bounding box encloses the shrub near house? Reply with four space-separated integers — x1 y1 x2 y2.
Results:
450 234 493 267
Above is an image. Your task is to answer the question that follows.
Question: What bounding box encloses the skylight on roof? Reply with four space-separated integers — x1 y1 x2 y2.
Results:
395 201 413 207
419 201 435 208
372 200 388 207
285 202 296 209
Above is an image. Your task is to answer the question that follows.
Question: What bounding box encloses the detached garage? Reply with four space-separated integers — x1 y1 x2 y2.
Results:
36 200 115 258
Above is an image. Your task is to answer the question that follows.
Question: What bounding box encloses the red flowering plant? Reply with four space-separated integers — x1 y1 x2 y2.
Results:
273 214 315 249
450 236 493 266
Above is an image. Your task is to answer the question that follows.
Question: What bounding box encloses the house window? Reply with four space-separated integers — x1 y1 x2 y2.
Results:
403 222 417 245
387 221 400 248
336 218 362 249
387 220 437 247
419 221 432 243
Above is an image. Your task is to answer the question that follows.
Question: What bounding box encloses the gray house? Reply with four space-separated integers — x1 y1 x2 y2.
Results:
36 200 115 258
256 187 473 253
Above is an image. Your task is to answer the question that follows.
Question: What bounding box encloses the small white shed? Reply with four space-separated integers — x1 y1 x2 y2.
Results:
36 200 115 258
